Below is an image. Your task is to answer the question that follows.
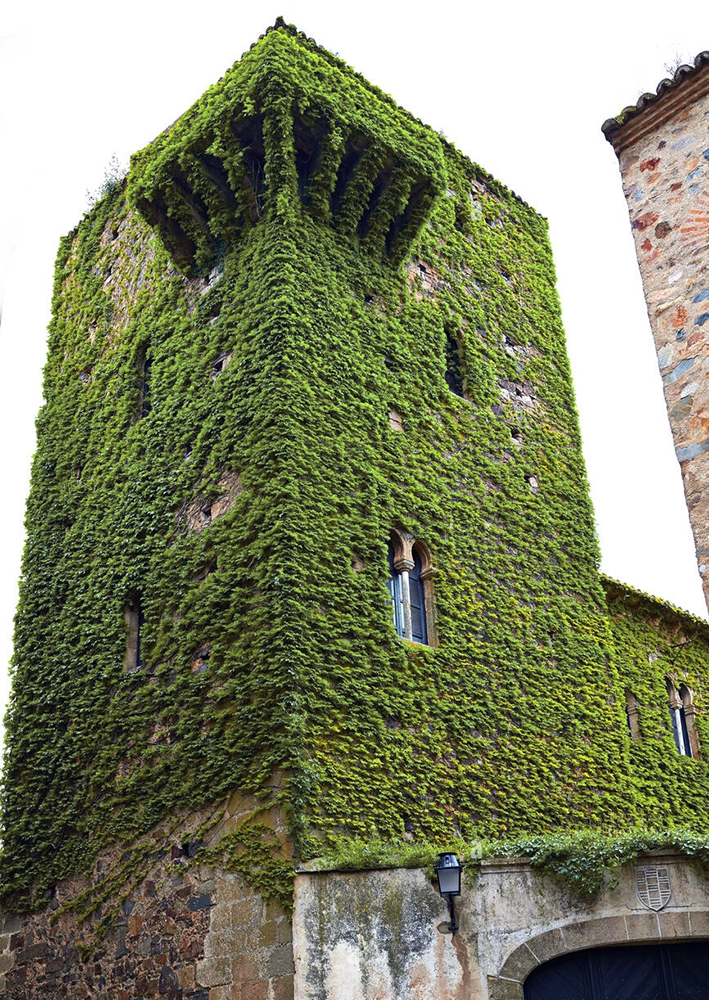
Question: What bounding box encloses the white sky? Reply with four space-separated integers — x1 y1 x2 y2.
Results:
1 0 708 744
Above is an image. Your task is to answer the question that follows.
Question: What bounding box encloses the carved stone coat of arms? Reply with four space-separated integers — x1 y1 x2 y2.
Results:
635 865 671 911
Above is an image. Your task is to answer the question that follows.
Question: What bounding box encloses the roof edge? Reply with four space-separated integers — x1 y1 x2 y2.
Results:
602 51 709 152
601 573 709 634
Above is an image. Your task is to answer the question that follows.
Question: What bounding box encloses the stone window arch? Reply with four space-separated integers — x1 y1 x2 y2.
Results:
667 679 699 758
387 530 436 646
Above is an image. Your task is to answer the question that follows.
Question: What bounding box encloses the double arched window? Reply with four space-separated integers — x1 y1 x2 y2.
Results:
667 680 700 759
387 531 435 645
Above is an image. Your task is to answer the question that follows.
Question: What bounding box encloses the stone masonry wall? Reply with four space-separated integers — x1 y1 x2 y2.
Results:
293 855 709 1000
0 801 294 1000
607 66 709 608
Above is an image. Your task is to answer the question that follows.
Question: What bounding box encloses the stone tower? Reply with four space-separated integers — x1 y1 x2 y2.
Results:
4 21 709 1000
603 53 709 610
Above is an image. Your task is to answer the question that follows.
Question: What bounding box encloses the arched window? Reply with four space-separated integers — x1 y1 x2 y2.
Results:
679 683 701 759
387 534 434 645
667 680 696 757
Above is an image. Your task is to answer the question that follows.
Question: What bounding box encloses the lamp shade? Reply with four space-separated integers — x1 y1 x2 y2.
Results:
434 852 462 896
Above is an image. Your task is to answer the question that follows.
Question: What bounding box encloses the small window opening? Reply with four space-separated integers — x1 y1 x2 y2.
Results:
387 535 433 646
668 680 694 757
140 356 153 418
125 594 145 671
211 352 227 378
444 332 464 397
192 643 211 674
625 691 640 741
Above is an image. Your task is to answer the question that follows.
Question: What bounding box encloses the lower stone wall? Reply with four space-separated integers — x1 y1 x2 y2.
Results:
0 800 294 1000
293 853 709 1000
1 867 293 1000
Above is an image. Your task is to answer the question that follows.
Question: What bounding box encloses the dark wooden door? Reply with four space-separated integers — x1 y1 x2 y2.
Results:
524 942 709 999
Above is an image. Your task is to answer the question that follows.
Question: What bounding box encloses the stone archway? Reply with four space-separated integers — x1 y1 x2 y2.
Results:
524 941 709 999
486 910 709 999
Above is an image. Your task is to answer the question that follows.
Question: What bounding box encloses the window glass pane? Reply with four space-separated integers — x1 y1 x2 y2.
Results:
387 543 404 637
410 550 427 644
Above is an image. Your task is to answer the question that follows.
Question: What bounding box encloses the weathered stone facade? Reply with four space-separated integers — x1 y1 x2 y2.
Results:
7 26 709 1000
0 801 294 1000
293 855 709 1000
604 55 709 609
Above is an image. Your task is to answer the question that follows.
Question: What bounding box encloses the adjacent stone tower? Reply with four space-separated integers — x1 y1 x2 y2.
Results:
603 54 709 610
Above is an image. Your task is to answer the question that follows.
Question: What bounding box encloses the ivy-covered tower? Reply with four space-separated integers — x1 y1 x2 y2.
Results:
2 17 625 904
7 20 709 1000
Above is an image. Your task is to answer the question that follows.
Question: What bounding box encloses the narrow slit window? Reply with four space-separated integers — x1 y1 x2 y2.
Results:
140 356 153 418
444 332 464 397
125 595 145 671
625 691 640 741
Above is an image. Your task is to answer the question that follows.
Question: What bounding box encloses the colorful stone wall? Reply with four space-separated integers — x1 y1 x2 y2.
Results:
604 60 709 609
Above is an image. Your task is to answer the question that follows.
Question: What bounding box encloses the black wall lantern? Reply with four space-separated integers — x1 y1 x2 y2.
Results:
434 852 462 935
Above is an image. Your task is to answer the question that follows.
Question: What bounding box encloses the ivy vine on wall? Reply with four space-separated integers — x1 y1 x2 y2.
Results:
2 20 707 914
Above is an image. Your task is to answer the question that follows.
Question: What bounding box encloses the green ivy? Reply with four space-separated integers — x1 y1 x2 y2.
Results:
315 828 709 899
2 19 708 914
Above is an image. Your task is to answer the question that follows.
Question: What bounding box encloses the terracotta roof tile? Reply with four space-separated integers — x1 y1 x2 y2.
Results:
602 51 709 140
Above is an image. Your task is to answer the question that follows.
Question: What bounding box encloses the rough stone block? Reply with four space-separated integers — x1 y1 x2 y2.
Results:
232 955 259 984
196 955 233 988
0 953 15 975
1 914 22 935
263 945 295 979
256 921 278 948
241 980 269 1000
264 900 287 923
232 898 261 928
487 976 524 1000
179 964 196 989
205 927 251 959
215 875 248 905
499 944 537 981
658 910 691 938
625 911 660 942
271 973 295 1000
